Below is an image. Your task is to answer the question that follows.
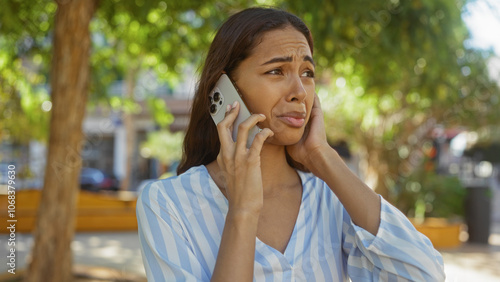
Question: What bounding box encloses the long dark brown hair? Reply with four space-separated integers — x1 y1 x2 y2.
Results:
177 7 314 175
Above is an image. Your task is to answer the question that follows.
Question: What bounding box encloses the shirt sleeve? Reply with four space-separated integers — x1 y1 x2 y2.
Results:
342 196 446 281
136 181 209 282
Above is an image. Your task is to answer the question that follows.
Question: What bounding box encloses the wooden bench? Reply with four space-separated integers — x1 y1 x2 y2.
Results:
0 189 138 233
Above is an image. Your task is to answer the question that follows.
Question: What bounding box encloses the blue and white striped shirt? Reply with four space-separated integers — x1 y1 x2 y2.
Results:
137 165 445 281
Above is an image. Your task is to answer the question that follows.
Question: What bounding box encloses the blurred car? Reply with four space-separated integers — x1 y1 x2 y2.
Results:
79 167 119 192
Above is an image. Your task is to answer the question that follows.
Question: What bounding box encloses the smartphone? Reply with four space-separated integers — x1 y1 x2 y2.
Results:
209 74 261 148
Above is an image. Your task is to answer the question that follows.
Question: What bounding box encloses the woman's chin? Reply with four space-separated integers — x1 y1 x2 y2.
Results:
264 133 303 146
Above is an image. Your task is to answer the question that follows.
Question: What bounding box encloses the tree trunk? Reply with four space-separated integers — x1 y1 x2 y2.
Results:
120 67 138 191
24 0 96 281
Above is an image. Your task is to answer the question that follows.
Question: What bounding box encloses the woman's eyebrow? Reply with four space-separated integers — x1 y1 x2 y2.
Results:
304 55 315 67
261 55 315 67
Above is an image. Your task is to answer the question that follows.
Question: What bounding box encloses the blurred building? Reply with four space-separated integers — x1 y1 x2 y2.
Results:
81 97 191 190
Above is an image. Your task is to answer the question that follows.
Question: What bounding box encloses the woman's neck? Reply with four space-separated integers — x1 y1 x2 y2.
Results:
205 143 301 198
259 144 300 197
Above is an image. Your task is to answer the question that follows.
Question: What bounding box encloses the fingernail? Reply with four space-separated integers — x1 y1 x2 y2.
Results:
232 101 238 108
226 105 231 112
259 114 265 118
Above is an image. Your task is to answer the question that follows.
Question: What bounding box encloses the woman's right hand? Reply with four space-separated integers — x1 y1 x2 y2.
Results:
215 101 274 216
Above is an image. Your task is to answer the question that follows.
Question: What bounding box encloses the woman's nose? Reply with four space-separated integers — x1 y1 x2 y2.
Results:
286 75 307 102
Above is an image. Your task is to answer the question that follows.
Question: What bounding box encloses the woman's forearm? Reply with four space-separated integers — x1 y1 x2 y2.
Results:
307 146 381 235
211 210 259 282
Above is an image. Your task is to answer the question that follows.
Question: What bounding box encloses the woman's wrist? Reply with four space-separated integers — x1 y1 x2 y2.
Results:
305 144 382 235
226 208 261 225
223 209 260 244
213 205 259 282
304 144 340 177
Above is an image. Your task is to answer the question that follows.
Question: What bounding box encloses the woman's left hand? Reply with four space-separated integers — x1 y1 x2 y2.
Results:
286 93 330 170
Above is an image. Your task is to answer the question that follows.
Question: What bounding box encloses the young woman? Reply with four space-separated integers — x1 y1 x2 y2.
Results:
137 7 445 281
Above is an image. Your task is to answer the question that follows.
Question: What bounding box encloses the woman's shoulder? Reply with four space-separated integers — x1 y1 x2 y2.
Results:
137 165 209 203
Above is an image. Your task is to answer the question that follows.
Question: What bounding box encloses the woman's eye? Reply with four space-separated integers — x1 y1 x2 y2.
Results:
302 69 315 78
267 68 283 75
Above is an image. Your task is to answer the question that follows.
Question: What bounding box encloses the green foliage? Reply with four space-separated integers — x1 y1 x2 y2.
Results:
0 0 56 38
394 164 466 222
90 0 248 102
0 0 251 144
283 0 499 123
0 0 55 143
147 97 174 128
284 0 500 125
141 130 184 165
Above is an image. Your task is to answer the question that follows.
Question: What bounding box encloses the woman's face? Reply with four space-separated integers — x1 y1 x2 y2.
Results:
232 26 315 145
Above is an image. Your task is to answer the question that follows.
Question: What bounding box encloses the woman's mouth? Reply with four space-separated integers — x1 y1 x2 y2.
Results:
278 112 306 128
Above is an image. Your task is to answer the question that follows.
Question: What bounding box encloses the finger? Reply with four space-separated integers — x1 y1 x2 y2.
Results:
216 101 240 147
311 93 324 116
312 94 325 125
248 128 274 160
307 94 327 141
313 93 322 108
235 113 266 152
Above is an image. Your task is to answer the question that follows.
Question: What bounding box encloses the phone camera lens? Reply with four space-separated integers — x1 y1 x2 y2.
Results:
210 104 217 114
213 92 220 102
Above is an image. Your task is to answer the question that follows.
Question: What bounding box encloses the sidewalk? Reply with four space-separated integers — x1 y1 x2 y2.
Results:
0 231 146 281
1 225 500 281
440 222 500 282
